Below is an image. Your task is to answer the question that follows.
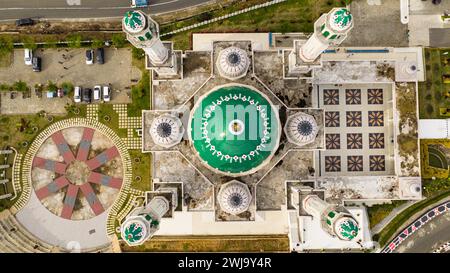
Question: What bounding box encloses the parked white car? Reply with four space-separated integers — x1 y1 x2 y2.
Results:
74 86 81 103
85 49 94 65
93 85 101 101
24 49 33 65
102 86 111 102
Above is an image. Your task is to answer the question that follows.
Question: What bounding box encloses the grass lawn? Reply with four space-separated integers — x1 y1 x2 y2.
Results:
129 150 151 192
121 235 290 252
128 51 151 116
165 0 349 50
127 70 150 117
418 48 450 119
0 114 60 154
367 200 407 229
97 104 127 138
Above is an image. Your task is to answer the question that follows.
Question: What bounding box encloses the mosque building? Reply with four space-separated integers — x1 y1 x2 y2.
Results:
124 6 422 251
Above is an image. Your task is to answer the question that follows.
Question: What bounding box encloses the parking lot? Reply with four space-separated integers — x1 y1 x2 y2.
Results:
0 48 142 114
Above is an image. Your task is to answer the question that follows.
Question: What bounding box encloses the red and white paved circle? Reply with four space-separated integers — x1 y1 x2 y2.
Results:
32 127 123 220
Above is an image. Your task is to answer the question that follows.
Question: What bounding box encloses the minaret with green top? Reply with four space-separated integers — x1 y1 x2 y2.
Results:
122 10 168 64
299 7 353 63
303 194 359 241
120 196 170 247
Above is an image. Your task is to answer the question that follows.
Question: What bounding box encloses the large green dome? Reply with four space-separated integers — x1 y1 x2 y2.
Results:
189 85 280 175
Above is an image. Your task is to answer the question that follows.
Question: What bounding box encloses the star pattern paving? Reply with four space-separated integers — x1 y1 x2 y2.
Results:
345 89 361 105
347 155 363 172
369 133 385 149
368 88 383 104
370 155 386 171
325 111 340 127
326 134 341 150
346 111 362 127
325 156 341 172
323 89 340 105
347 133 363 149
368 111 384 127
31 128 123 220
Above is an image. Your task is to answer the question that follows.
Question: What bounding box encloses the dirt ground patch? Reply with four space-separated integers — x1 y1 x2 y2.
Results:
121 235 290 252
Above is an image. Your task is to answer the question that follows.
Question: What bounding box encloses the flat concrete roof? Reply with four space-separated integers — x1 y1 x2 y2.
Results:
429 28 450 48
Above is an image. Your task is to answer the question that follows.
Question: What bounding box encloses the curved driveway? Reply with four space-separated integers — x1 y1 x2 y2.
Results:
0 0 212 21
382 200 450 253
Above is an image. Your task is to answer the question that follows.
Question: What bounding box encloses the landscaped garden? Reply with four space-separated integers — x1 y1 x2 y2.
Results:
372 138 450 248
419 48 450 119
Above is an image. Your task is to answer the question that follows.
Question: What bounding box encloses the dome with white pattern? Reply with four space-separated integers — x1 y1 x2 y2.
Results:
150 114 184 148
284 112 319 146
217 180 251 215
216 47 250 80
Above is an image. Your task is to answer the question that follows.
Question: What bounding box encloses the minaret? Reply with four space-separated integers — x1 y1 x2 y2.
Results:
288 7 353 74
122 10 168 64
120 196 169 246
303 194 359 241
300 8 353 62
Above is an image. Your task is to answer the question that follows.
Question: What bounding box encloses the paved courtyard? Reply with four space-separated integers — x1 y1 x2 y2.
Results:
342 0 408 47
0 48 141 114
318 83 395 177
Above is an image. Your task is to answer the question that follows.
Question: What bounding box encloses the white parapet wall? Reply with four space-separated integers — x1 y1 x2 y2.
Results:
418 119 450 139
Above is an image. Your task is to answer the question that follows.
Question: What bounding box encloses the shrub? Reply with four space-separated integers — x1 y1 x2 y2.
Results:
61 82 74 93
435 91 442 100
44 36 58 48
91 39 104 48
132 47 145 60
47 80 58 91
22 36 38 50
12 80 28 92
0 36 13 57
426 104 434 114
0 83 11 91
111 34 127 48
67 34 83 48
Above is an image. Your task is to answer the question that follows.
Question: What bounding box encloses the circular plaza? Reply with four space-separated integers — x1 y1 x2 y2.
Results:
27 119 129 221
188 84 280 176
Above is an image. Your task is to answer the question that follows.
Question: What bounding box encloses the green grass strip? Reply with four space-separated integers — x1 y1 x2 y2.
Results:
375 189 450 247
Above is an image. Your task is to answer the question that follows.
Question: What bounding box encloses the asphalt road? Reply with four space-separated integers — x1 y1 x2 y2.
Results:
394 210 450 253
0 0 212 21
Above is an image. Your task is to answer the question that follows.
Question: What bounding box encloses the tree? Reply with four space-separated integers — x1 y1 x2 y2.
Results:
111 34 127 48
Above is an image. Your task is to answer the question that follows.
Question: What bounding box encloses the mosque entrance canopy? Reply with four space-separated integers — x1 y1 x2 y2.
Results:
189 84 280 176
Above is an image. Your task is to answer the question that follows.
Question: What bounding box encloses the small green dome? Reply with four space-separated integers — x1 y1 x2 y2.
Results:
189 85 280 175
123 221 145 244
123 10 146 33
338 218 359 240
330 8 352 31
